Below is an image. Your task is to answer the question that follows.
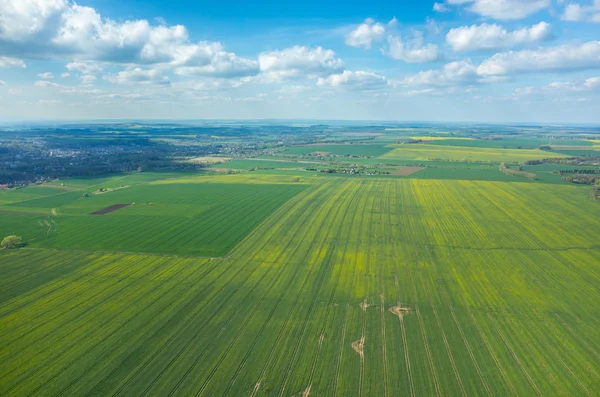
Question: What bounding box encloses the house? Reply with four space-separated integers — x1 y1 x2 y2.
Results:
0 184 8 190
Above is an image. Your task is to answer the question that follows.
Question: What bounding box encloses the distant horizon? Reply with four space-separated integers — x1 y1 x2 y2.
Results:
2 118 600 127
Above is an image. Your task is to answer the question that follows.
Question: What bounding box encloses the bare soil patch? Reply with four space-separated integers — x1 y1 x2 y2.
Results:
392 167 424 176
389 306 410 319
550 145 591 150
360 299 369 311
90 203 131 215
352 336 365 358
0 209 48 215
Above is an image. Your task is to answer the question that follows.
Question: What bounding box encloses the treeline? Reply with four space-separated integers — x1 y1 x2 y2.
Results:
500 163 536 180
560 175 599 185
525 156 600 166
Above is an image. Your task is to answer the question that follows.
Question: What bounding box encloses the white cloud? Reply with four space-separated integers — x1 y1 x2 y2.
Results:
0 56 25 68
433 2 450 12
258 46 344 81
38 99 63 104
399 60 480 86
80 74 96 85
515 77 600 95
37 72 54 79
278 85 311 94
561 1 600 22
174 47 259 78
446 22 552 52
402 41 600 88
345 18 386 49
444 0 550 20
35 80 62 88
0 80 5 85
61 72 71 77
66 62 103 74
0 0 256 80
317 70 388 90
478 41 600 75
104 68 170 85
8 88 22 95
385 32 440 63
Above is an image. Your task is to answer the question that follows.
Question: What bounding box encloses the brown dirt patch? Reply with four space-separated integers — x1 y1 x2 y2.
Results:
389 306 410 319
302 384 312 397
352 336 365 358
392 167 424 176
550 145 591 150
0 209 48 215
360 299 369 311
90 203 131 215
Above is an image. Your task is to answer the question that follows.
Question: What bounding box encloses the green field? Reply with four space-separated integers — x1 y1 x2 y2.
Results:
284 144 394 157
1 158 600 397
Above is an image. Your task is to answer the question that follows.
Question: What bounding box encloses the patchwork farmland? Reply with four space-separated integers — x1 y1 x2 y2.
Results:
1 169 600 396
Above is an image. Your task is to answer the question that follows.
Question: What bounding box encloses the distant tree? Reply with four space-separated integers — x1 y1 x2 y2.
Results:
292 177 301 182
1 235 23 249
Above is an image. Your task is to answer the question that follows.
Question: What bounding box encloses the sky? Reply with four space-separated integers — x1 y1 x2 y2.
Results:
1 0 600 123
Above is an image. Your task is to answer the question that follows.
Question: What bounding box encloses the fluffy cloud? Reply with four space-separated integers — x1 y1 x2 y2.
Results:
433 2 450 12
0 56 25 68
446 22 552 52
385 32 440 63
477 41 600 75
0 0 256 78
34 80 62 88
258 46 344 81
104 68 170 85
80 75 96 85
402 41 600 88
345 19 386 49
317 70 388 90
66 62 103 74
561 1 600 22
515 77 600 95
442 0 550 20
174 46 259 78
37 72 55 79
399 60 480 86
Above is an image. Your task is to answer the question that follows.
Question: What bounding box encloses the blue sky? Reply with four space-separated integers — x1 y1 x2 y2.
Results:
1 0 600 122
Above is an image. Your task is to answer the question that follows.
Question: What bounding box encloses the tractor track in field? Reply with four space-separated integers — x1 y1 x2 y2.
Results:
0 255 171 358
58 258 232 396
0 252 141 320
555 313 600 361
7 257 206 396
223 181 357 397
194 184 349 397
244 181 360 397
465 306 517 395
430 301 468 397
159 184 337 396
299 182 364 394
109 187 331 397
487 313 543 397
0 253 148 341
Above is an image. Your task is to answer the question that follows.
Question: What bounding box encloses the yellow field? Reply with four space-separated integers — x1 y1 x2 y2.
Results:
410 136 474 141
381 144 567 163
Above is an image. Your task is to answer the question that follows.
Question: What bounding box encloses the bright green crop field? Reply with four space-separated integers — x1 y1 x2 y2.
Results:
1 170 600 396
